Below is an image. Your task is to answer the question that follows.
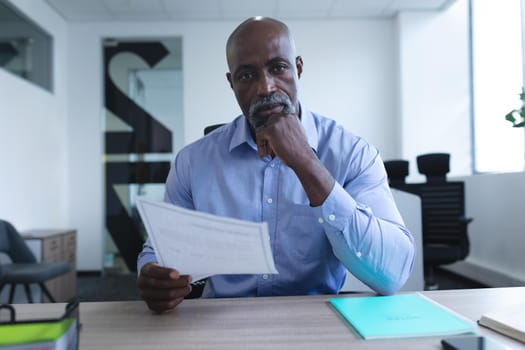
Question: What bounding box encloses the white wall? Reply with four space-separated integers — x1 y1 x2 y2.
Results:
0 1 68 230
457 172 525 283
396 0 472 183
295 20 400 157
67 19 399 270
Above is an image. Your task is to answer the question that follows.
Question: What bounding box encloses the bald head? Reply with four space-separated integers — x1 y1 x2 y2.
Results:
226 17 296 71
225 17 303 125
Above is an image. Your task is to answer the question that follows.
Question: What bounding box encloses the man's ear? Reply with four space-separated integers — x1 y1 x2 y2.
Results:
296 56 303 79
226 72 233 89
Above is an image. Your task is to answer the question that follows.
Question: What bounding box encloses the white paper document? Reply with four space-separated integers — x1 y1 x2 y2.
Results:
136 197 278 281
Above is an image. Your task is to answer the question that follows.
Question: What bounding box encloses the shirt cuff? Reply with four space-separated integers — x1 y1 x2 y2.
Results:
137 239 159 274
311 182 356 232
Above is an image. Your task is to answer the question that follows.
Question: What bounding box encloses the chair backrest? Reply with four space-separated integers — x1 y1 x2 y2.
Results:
396 182 469 255
384 160 409 186
0 220 37 263
204 123 226 135
417 153 450 183
390 179 471 277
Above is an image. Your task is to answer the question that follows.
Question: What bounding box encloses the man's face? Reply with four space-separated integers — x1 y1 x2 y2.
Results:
226 22 303 130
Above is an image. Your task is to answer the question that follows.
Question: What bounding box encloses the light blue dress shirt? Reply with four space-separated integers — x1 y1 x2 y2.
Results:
138 109 415 297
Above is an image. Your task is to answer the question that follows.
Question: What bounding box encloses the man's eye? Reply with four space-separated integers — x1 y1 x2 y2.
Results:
272 64 288 73
238 72 255 81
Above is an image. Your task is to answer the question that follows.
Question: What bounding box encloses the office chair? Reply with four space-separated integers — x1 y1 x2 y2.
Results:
384 160 409 186
417 153 450 183
386 154 473 290
0 220 71 303
203 123 226 136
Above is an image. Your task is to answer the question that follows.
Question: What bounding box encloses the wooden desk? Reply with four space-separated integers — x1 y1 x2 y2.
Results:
7 287 525 349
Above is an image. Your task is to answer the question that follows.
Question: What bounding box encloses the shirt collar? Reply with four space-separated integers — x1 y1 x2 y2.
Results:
229 104 319 153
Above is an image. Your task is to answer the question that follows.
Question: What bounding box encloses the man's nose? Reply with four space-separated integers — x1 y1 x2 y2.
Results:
257 72 276 96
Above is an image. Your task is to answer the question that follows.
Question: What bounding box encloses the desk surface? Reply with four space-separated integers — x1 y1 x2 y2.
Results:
8 287 525 349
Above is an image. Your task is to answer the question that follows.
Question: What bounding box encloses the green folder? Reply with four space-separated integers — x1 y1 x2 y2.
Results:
0 318 76 347
330 293 476 339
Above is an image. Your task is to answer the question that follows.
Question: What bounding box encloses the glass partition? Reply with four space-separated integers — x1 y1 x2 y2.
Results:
0 0 53 91
102 38 183 273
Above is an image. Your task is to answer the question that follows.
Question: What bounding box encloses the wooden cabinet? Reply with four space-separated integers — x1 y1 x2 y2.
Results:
22 229 77 302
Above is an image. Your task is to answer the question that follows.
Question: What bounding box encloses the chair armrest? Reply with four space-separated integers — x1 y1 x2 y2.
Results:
458 216 473 225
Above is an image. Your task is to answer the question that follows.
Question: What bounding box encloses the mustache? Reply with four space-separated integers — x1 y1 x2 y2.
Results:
248 93 296 129
249 93 295 116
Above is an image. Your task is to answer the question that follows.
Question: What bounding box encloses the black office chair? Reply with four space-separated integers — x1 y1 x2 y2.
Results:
384 160 410 186
387 154 473 290
417 153 450 183
0 220 71 303
203 123 226 136
416 154 472 289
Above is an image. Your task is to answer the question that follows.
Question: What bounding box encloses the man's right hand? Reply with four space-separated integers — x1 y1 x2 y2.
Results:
137 263 193 313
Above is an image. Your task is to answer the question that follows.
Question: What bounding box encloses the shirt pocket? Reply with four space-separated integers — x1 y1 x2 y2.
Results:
283 204 329 262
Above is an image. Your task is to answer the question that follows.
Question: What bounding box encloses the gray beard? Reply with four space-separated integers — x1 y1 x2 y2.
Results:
247 93 296 129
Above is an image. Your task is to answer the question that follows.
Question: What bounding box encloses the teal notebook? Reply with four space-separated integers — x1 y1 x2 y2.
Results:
329 293 476 339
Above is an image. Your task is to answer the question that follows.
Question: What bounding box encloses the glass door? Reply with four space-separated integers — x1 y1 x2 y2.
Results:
102 38 183 274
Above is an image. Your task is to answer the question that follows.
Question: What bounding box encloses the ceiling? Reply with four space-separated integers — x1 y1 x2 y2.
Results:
44 0 456 22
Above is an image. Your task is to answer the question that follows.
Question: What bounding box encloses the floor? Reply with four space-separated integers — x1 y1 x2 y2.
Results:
77 273 141 302
76 267 488 302
431 267 487 290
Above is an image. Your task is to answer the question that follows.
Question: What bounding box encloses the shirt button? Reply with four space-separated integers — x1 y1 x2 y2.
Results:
328 214 336 221
262 274 269 280
270 163 275 168
356 251 362 258
318 218 324 224
267 198 273 204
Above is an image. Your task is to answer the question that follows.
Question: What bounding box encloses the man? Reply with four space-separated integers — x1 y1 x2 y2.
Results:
137 17 415 313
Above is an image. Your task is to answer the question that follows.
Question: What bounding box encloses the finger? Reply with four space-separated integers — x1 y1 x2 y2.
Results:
147 297 184 314
258 143 273 158
257 139 268 158
138 274 192 290
142 263 181 280
141 284 192 301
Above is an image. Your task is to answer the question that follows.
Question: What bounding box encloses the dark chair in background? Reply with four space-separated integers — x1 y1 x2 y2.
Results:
385 153 473 290
417 153 450 183
384 160 410 186
414 153 473 289
0 220 71 303
203 123 226 136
